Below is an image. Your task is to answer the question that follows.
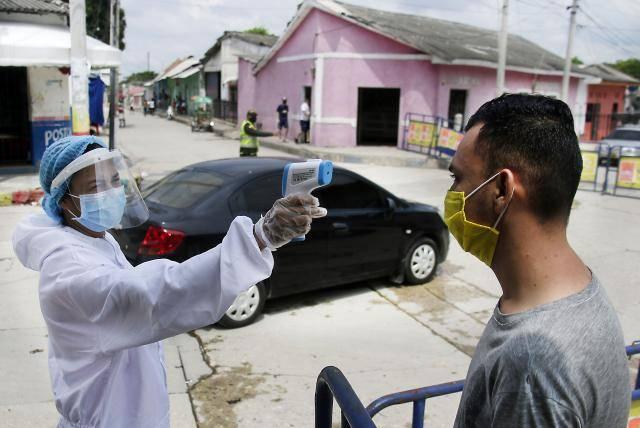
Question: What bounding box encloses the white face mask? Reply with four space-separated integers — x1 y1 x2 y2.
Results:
67 186 126 232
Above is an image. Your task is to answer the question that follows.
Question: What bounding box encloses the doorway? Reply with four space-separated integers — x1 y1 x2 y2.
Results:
448 89 467 127
0 67 30 165
356 88 400 146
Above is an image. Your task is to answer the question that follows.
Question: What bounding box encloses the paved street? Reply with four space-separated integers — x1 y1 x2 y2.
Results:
1 112 638 427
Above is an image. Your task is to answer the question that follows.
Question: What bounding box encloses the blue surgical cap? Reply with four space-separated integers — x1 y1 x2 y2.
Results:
39 136 107 222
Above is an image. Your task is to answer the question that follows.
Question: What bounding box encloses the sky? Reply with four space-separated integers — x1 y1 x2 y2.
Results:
119 0 640 77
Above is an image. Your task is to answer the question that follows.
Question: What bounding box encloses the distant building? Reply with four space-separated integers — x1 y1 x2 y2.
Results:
150 56 202 115
238 0 591 147
201 31 277 122
580 63 639 141
0 0 120 170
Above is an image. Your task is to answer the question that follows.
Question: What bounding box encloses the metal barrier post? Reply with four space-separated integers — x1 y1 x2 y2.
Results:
627 343 640 401
315 367 376 428
602 144 614 194
412 399 426 428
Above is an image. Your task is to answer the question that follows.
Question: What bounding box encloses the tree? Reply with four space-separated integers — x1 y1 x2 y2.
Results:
244 26 271 36
610 58 640 80
572 56 583 65
125 71 157 84
63 1 126 50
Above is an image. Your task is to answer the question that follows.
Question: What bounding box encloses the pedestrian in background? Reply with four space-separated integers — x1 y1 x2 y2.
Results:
240 109 273 157
299 98 310 144
276 97 289 142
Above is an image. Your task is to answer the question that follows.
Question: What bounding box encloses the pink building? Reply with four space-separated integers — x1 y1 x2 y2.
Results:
238 0 590 148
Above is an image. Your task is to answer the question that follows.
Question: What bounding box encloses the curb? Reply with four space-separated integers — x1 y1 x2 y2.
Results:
168 113 449 170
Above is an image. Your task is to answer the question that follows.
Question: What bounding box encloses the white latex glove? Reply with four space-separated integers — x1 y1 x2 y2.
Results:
254 193 327 250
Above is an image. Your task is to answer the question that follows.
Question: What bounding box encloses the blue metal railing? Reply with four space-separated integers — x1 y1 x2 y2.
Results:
366 380 464 428
315 367 376 428
315 342 640 428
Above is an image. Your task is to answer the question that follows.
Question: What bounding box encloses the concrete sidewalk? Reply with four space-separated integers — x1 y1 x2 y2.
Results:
209 116 447 169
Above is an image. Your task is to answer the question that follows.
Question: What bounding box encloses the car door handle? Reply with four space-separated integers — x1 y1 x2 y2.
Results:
332 222 349 231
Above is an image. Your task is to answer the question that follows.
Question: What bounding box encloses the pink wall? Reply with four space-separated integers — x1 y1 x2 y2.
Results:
436 66 579 124
238 7 582 148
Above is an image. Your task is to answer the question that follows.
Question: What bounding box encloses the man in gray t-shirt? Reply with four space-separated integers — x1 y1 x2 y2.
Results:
454 276 629 427
444 94 630 427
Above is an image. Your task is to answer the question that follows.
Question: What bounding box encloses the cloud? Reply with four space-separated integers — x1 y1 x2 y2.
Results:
118 0 640 77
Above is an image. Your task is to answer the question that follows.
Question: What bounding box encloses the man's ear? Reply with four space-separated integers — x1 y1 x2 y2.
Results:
494 169 516 216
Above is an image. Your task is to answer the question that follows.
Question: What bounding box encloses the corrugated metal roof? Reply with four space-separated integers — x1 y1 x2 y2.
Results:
0 0 67 15
332 0 573 72
581 63 639 84
201 31 278 63
256 0 586 75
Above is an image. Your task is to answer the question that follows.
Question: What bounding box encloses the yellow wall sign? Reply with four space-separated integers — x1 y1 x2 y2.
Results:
407 121 436 147
437 128 464 156
617 157 640 189
580 151 599 182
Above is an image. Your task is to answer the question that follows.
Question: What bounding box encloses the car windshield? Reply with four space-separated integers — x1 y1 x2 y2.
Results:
606 129 640 141
143 169 227 208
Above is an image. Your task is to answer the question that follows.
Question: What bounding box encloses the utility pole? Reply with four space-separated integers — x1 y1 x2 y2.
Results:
109 0 114 46
562 0 579 103
69 0 90 135
496 0 509 97
147 52 150 71
108 0 119 150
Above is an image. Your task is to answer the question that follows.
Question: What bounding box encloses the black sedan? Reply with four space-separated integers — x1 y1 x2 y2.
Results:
112 157 449 327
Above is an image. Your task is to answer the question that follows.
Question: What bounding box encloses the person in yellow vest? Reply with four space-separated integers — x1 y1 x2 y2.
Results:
240 110 274 157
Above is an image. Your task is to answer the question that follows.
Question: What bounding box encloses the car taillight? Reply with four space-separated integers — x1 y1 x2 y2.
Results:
138 225 185 256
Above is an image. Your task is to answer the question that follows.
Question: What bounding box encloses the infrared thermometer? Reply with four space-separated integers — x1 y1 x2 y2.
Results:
282 159 333 241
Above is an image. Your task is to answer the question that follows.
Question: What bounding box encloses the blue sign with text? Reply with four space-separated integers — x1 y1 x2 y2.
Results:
31 119 72 164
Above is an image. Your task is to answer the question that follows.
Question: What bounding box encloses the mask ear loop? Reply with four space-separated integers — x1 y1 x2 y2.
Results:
493 185 515 229
65 193 82 220
466 171 502 199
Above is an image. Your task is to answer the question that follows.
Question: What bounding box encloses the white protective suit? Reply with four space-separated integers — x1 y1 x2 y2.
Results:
13 213 274 428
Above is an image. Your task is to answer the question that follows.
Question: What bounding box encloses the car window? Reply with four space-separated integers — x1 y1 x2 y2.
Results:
315 172 385 210
230 174 281 214
143 169 226 209
606 130 640 141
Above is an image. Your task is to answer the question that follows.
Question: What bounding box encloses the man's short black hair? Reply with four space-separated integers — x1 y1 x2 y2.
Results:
465 93 582 223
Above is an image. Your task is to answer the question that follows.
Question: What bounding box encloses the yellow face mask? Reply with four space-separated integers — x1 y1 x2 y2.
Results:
443 171 513 267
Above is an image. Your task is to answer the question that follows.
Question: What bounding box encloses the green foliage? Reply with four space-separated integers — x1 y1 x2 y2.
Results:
610 58 640 80
571 56 583 65
126 71 157 84
244 27 271 36
83 0 126 50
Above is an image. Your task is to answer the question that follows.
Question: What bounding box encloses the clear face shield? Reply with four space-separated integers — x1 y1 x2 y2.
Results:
51 148 149 231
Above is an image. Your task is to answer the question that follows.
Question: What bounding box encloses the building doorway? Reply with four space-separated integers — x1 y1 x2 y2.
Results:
357 88 400 146
448 89 467 129
0 67 30 165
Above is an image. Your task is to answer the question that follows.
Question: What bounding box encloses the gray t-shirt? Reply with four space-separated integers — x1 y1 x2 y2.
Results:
454 276 630 427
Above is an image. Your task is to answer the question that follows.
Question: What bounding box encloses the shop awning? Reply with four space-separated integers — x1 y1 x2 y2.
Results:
0 22 121 68
174 66 201 79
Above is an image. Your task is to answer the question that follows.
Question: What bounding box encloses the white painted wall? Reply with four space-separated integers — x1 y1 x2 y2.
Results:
204 37 272 100
27 67 70 119
0 12 66 26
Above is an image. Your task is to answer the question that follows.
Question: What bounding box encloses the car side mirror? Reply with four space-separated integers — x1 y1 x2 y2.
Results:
387 197 397 211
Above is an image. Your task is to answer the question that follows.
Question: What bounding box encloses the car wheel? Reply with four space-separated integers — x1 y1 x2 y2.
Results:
404 238 438 284
217 283 266 328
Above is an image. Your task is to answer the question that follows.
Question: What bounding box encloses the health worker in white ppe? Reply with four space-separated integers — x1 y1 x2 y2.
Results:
12 136 327 428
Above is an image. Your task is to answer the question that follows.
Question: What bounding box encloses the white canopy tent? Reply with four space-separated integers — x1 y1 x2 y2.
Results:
0 21 121 67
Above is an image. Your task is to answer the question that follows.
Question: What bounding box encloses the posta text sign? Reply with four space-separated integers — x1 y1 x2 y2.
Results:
407 120 437 147
437 128 464 156
580 151 599 183
617 157 640 189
